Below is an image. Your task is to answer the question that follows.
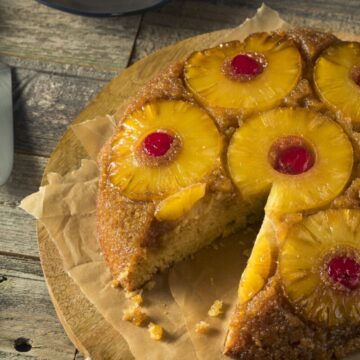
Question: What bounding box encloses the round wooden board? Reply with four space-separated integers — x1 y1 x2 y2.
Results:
36 28 233 360
36 27 360 360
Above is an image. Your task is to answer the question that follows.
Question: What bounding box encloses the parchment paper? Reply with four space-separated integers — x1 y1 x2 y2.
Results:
20 5 291 359
20 156 197 360
169 230 257 360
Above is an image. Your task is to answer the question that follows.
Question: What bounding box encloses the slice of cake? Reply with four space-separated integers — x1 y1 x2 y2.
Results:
224 107 355 358
224 210 360 359
223 33 360 359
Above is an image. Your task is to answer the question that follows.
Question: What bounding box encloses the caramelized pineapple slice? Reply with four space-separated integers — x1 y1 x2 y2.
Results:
184 33 302 117
227 107 353 214
238 217 276 304
280 209 360 326
155 183 206 221
110 100 222 200
314 41 360 127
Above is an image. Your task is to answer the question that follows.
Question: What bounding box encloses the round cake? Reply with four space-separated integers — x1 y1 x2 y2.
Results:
97 28 360 359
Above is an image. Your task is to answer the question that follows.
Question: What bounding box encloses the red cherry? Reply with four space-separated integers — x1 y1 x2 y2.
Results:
142 131 174 157
328 256 360 291
230 54 262 76
275 146 314 175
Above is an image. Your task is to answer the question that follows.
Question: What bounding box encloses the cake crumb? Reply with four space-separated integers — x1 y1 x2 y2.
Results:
119 269 129 281
195 321 211 334
124 290 137 299
208 300 223 317
111 279 120 288
122 304 148 326
132 293 143 305
148 322 164 340
144 280 156 290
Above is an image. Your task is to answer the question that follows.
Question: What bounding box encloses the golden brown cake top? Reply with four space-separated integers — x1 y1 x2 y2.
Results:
97 27 360 359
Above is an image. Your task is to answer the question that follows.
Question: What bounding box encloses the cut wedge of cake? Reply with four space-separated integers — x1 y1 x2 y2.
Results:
224 107 356 358
224 210 360 359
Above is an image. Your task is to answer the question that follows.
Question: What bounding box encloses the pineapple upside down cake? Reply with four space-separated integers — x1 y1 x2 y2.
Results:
97 28 360 359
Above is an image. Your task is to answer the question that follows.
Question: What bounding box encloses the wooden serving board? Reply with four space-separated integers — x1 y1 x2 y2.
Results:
37 27 360 360
37 28 235 360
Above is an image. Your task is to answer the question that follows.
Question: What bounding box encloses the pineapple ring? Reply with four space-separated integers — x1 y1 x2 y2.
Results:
109 100 223 200
184 33 302 116
314 42 360 127
154 183 206 221
279 209 360 326
227 107 353 214
238 217 277 304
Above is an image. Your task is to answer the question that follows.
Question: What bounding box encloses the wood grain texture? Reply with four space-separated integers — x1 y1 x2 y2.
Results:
0 352 32 360
12 68 106 157
0 0 140 72
131 0 360 63
0 254 76 360
74 350 84 360
0 351 50 360
0 153 47 206
130 0 256 63
0 207 38 258
1 153 47 257
0 55 118 82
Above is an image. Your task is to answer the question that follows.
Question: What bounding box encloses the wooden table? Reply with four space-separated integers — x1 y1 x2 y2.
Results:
1 0 360 359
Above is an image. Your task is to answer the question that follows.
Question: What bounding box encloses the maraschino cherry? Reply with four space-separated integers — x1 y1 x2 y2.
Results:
328 256 360 291
230 54 263 77
275 145 314 175
142 131 174 157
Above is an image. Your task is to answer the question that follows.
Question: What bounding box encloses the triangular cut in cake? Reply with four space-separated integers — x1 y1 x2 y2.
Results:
97 28 360 358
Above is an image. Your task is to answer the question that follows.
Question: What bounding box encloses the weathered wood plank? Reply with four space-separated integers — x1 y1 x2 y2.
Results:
0 0 140 73
130 0 360 63
13 68 106 157
0 55 118 82
0 350 41 359
74 350 84 360
0 206 38 258
268 0 360 33
0 254 76 359
130 0 255 63
0 153 47 206
0 153 47 257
